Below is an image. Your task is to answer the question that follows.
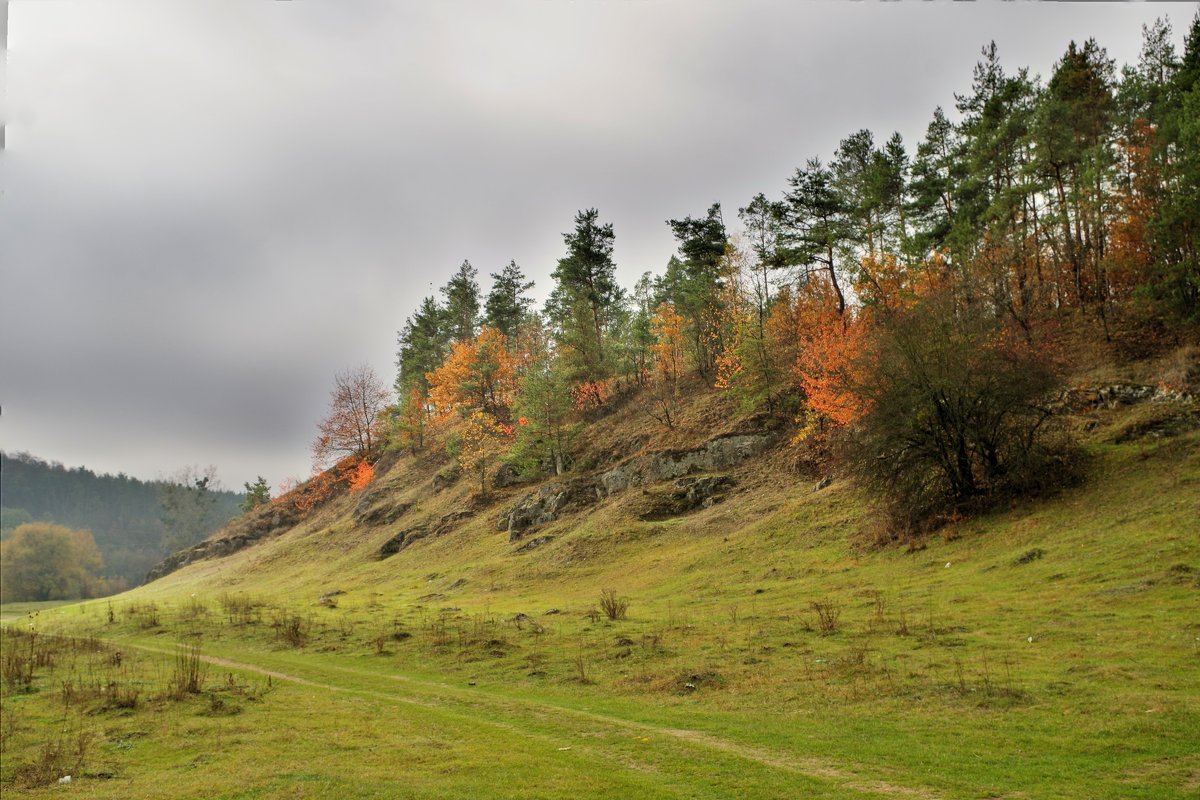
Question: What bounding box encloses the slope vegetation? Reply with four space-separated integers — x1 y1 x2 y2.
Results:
3 380 1198 799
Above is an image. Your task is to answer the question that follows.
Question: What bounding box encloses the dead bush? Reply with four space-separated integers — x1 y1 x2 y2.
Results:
810 600 841 635
599 589 629 621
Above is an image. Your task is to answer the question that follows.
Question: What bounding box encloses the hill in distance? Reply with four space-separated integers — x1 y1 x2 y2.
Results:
0 451 243 588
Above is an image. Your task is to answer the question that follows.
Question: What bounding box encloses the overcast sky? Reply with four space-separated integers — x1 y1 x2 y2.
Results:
0 1 1191 491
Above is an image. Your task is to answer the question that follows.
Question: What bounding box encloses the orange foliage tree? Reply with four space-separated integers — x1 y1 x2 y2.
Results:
569 378 616 412
794 311 871 427
347 460 375 493
425 326 522 493
647 302 686 427
426 326 517 421
1107 118 1158 301
854 253 921 314
393 383 429 453
278 455 368 514
769 276 874 430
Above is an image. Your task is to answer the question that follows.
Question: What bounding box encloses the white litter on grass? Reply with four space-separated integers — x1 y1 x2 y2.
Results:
557 746 572 751
1028 636 1035 643
945 562 951 568
58 775 72 784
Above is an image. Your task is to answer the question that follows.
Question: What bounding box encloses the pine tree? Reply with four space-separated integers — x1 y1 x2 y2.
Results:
511 353 575 476
910 106 964 261
240 476 271 513
396 296 450 395
779 158 851 315
1034 39 1117 312
441 260 481 343
484 261 535 341
664 203 729 380
547 208 622 381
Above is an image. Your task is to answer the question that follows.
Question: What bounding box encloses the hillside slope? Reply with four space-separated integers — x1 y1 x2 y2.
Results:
4 380 1198 799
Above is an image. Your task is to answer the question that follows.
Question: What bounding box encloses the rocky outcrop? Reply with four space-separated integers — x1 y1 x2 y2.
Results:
501 477 603 541
499 433 773 537
145 504 300 582
378 526 427 558
353 491 412 526
640 475 735 520
432 509 473 534
600 433 772 493
493 462 534 489
377 509 474 559
432 465 461 492
1057 383 1194 412
515 535 554 553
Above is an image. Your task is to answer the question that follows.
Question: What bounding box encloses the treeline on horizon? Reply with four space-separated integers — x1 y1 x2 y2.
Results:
0 452 243 595
333 17 1195 531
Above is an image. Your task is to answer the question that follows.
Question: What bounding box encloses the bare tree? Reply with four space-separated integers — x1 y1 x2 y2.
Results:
312 365 390 470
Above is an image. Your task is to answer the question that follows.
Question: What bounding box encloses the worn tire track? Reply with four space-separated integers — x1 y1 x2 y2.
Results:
119 639 941 800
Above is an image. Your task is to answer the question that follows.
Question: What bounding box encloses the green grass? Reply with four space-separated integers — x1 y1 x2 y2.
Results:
0 601 76 624
3 424 1198 799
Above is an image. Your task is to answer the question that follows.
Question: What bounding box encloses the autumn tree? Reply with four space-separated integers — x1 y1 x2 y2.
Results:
426 326 517 421
347 461 375 493
451 410 514 497
0 523 111 602
312 365 390 470
647 302 686 428
795 310 871 428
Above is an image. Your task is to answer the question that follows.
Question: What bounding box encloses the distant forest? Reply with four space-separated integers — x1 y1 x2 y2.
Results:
0 451 242 587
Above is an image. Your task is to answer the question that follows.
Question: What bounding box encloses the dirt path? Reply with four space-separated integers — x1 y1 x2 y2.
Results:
119 639 941 800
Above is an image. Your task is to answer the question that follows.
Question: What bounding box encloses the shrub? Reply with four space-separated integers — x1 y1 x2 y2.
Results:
810 600 841 635
598 589 628 621
843 294 1076 533
167 643 207 698
272 610 311 648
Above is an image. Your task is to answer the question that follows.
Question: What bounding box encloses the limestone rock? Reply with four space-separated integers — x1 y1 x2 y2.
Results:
600 433 771 493
503 477 602 541
640 475 735 520
378 526 427 558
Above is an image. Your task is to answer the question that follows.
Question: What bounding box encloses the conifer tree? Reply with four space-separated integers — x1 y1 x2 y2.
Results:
396 296 450 395
779 158 852 315
442 260 481 343
484 260 535 341
664 203 729 380
546 208 622 381
240 477 271 513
